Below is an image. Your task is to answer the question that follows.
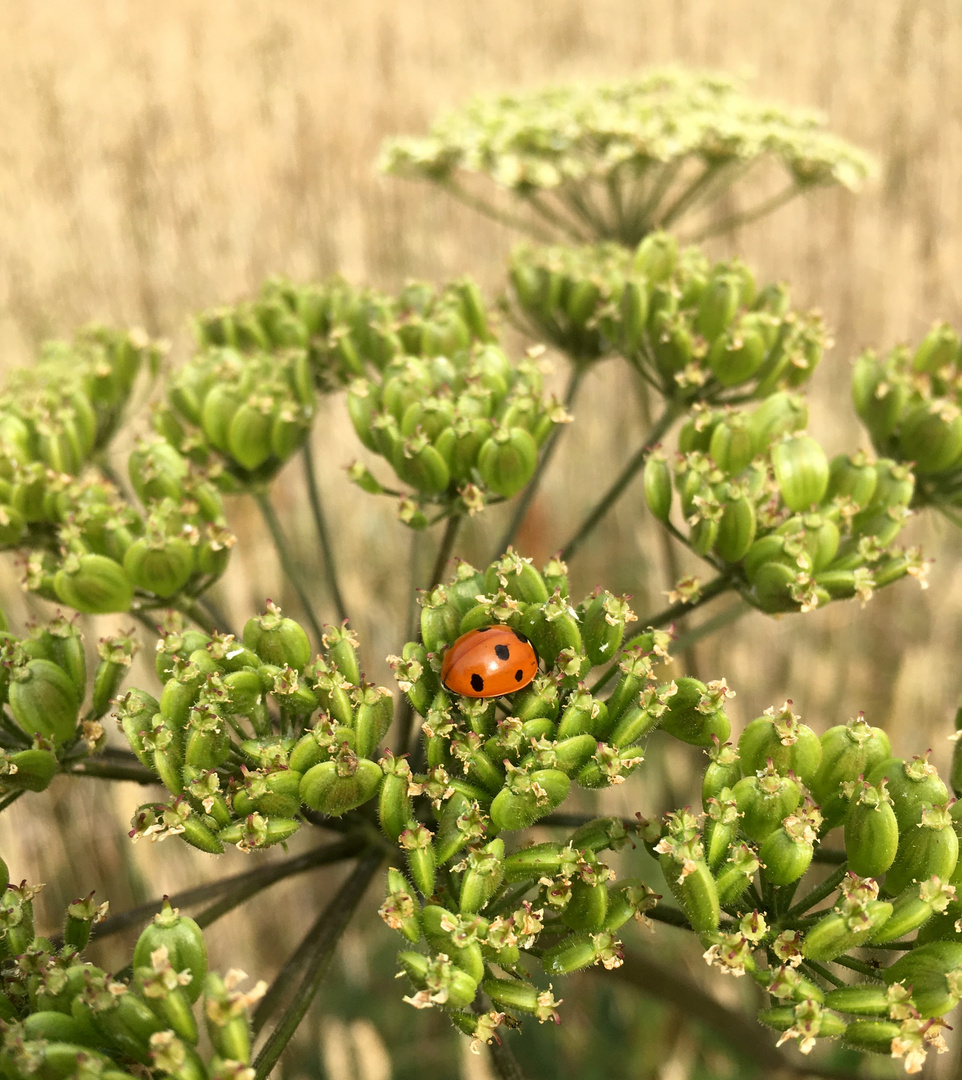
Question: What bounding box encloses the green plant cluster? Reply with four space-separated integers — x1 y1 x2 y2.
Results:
0 876 262 1080
508 233 826 400
380 70 873 245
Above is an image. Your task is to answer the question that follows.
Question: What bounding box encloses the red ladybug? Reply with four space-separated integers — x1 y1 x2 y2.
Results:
440 626 539 699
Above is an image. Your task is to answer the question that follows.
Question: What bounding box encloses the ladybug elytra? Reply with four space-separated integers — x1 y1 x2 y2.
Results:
440 626 539 699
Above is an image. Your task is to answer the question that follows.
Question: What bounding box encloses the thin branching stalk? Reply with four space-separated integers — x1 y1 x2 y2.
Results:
688 184 804 242
781 863 849 922
0 790 24 814
254 490 325 645
493 365 586 558
802 959 846 990
559 402 682 561
521 190 593 242
428 513 464 593
488 1034 528 1080
626 158 688 240
833 955 884 982
441 180 559 244
252 848 383 1078
63 757 158 784
301 443 349 625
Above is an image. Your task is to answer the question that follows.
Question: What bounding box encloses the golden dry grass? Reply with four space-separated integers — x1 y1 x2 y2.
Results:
2 2 962 1076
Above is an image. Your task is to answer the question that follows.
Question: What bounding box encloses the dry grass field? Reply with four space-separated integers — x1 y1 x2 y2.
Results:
2 2 962 1077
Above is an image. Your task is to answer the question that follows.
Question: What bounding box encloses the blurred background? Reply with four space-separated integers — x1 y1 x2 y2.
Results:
2 1 961 1077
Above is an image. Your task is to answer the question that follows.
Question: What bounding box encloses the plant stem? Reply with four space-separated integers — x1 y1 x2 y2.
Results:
832 955 884 981
688 184 803 242
638 572 736 631
63 757 158 784
559 402 681 561
172 598 219 636
301 443 349 625
252 848 383 1078
442 180 560 244
428 514 463 593
0 789 24 813
802 959 846 989
254 490 325 645
493 365 585 558
488 1036 528 1080
669 599 749 654
781 863 849 922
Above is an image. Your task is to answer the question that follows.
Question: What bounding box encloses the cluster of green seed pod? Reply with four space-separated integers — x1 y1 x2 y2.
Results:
17 439 234 615
643 394 923 612
347 336 566 522
0 325 163 551
195 275 495 394
0 618 138 795
508 233 827 402
153 344 316 487
852 323 962 507
686 705 962 1072
0 878 261 1080
124 606 394 855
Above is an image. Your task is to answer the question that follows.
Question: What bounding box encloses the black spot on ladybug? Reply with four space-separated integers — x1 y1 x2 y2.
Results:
514 668 524 683
470 673 484 692
494 643 510 661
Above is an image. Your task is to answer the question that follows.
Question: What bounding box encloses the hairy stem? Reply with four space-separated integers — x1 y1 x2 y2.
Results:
254 491 326 645
301 443 350 625
62 756 158 784
559 402 681 561
781 863 849 922
252 848 383 1078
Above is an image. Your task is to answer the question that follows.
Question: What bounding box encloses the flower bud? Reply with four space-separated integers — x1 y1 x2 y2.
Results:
643 451 673 523
759 812 817 885
542 931 622 975
133 900 207 1003
810 716 891 829
897 401 962 475
243 603 311 670
299 753 382 817
883 805 959 896
459 838 505 914
123 536 196 599
871 877 958 944
866 755 950 831
840 1018 900 1054
844 781 899 878
801 900 893 962
398 951 478 1010
695 272 741 342
489 768 570 831
658 849 720 934
707 315 767 387
660 677 731 748
771 434 829 512
882 940 962 1017
737 704 822 784
2 747 58 792
851 350 908 443
732 768 802 844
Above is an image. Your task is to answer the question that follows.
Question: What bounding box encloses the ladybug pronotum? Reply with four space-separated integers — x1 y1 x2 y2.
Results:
440 626 539 699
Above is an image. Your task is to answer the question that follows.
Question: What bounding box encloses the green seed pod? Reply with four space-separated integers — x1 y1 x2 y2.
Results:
746 391 808 454
810 717 891 829
542 931 621 976
866 756 950 831
897 401 962 475
707 316 767 387
378 758 413 843
459 838 505 915
243 604 312 670
218 814 301 850
4 747 58 791
801 901 893 962
731 769 802 844
556 688 608 739
841 1018 901 1055
477 428 538 498
870 878 956 944
354 685 394 758
823 985 891 1016
380 868 421 944
123 536 196 599
713 491 756 564
489 769 570 831
484 552 549 605
420 592 461 655
643 451 673 523
204 971 252 1062
397 951 478 1010
53 553 134 614
851 350 906 444
758 1005 847 1041
737 707 822 785
660 678 730 748
695 272 741 342
503 841 570 882
180 814 225 855
659 853 720 933
419 905 485 982
483 976 557 1016
133 899 207 1003
827 452 878 509
400 822 438 897
883 806 959 897
393 434 451 494
8 658 81 744
298 756 382 816
561 877 610 932
186 715 232 773
608 705 659 749
882 940 962 1018
912 321 960 374
581 591 630 667
771 434 829 512
844 782 899 878
759 823 814 886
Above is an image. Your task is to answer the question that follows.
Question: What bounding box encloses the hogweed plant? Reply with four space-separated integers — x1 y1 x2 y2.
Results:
1 70 960 1080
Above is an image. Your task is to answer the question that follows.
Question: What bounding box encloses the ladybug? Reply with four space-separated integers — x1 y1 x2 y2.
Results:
440 626 539 699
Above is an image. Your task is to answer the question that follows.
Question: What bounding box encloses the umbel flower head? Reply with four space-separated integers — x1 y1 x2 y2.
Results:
380 70 873 245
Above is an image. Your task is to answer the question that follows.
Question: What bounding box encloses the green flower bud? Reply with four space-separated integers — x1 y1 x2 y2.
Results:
912 321 960 374
802 900 893 962
8 658 81 744
882 940 962 1017
737 703 822 784
823 985 891 1016
243 603 311 670
435 791 487 864
759 812 817 886
53 553 134 614
658 848 720 934
459 838 505 914
695 272 741 342
702 741 741 806
298 753 382 817
581 590 631 667
123 536 196 599
840 1018 901 1055
419 906 485 982
827 452 878 509
397 951 478 1010
133 899 207 1003
393 433 451 494
844 781 899 878
871 877 958 944
851 349 908 444
703 794 739 870
400 822 438 897
354 685 393 759
771 434 829 512
489 768 570 831
707 315 768 387
732 768 802 844
746 391 808 454
477 427 538 498
713 490 757 564
561 872 610 932
204 971 253 1063
379 868 421 944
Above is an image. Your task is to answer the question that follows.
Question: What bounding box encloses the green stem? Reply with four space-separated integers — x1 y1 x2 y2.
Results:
811 847 848 865
62 757 158 784
520 189 592 242
172 598 219 637
669 599 749 654
252 848 383 1078
442 180 559 244
195 593 236 640
687 184 804 242
832 955 884 981
781 863 849 922
559 402 681 561
428 514 464 594
301 443 349 625
802 959 846 990
493 365 585 559
625 158 687 241
0 789 24 813
254 491 325 645
653 161 721 229
488 1036 528 1080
